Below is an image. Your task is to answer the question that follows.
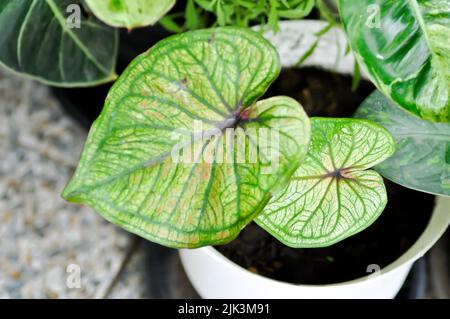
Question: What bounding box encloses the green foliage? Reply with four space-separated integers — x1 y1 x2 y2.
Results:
160 0 315 33
339 0 450 122
62 27 311 248
0 0 118 87
355 91 450 196
85 0 176 29
257 118 395 247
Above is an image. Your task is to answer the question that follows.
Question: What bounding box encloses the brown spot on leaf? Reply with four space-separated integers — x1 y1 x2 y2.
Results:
207 33 216 44
138 101 148 108
240 108 251 120
140 87 151 96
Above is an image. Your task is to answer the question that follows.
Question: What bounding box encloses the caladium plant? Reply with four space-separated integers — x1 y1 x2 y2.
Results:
257 118 395 247
63 27 396 248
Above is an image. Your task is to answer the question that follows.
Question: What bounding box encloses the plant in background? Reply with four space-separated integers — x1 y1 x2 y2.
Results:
0 0 119 86
62 27 312 247
0 0 329 87
355 91 450 197
1 0 447 250
257 118 395 247
160 0 315 33
339 0 450 122
339 0 449 198
62 27 395 248
0 0 175 87
85 0 176 30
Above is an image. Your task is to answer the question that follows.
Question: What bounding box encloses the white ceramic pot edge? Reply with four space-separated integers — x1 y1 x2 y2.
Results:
179 196 450 299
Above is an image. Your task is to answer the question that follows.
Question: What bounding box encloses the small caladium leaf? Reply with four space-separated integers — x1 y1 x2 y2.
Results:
62 27 311 248
339 0 450 122
256 118 396 248
355 91 450 196
0 0 118 87
85 0 176 29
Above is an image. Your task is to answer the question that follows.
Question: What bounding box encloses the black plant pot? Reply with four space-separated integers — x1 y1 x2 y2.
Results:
396 257 427 299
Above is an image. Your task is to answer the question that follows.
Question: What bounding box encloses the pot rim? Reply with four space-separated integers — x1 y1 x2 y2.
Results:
185 196 450 288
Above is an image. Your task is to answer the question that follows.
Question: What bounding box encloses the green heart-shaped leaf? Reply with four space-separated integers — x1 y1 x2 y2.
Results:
62 27 311 248
85 0 176 29
339 0 450 122
0 0 118 87
256 118 395 248
355 90 450 196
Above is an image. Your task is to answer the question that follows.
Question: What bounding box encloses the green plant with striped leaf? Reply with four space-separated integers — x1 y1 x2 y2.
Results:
0 0 173 87
339 0 450 122
0 0 118 87
257 118 395 247
63 27 395 248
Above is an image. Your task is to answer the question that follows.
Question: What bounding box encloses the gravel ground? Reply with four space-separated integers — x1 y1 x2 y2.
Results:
0 67 148 298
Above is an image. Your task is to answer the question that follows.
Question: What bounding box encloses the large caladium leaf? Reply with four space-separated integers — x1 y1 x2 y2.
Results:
256 118 396 247
339 0 450 122
62 27 311 248
85 0 175 29
0 0 118 87
355 91 450 196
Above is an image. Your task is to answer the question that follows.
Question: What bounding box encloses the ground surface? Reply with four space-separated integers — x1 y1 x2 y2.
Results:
0 68 198 298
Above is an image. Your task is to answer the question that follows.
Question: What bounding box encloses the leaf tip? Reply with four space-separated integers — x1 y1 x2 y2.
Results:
60 180 84 203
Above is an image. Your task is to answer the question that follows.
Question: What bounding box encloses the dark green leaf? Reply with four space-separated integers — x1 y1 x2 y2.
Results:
0 0 118 87
355 90 450 196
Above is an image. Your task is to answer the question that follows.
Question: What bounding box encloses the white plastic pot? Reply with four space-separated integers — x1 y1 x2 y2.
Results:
179 21 450 299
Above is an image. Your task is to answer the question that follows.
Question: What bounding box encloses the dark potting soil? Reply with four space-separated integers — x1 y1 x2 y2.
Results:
215 67 436 284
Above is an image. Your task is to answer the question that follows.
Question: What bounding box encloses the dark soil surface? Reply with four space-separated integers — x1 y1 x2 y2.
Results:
215 67 435 284
263 67 375 117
